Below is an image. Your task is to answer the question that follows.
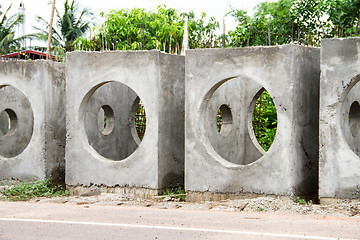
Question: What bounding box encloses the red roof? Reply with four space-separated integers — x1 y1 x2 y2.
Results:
1 50 61 61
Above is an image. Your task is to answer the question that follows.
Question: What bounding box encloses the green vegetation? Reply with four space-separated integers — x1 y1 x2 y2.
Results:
32 0 93 52
252 91 277 152
226 0 360 47
74 5 219 52
161 186 186 201
296 196 310 205
0 178 69 201
0 3 25 53
217 109 223 132
217 90 277 151
256 207 265 212
135 101 146 141
1 0 359 55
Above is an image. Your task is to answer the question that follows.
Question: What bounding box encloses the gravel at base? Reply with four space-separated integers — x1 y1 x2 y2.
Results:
1 192 357 218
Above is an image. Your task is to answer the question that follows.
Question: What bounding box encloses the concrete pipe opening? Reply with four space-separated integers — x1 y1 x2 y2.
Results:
84 81 147 161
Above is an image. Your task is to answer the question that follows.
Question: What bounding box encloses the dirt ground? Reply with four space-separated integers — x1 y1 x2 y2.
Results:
0 191 357 219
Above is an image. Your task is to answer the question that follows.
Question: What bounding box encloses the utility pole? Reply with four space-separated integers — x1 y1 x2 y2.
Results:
18 1 26 49
181 19 189 55
46 0 56 60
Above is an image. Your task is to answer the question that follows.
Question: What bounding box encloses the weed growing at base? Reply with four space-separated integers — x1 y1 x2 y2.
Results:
0 178 69 201
296 197 310 205
161 186 186 201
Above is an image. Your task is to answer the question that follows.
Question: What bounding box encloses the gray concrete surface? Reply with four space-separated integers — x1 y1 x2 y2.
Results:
84 81 138 160
320 38 360 199
65 51 185 191
0 201 358 240
185 45 320 197
206 78 264 165
0 60 66 182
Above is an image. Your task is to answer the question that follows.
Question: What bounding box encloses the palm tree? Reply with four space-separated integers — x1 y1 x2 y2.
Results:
33 0 93 52
0 4 24 54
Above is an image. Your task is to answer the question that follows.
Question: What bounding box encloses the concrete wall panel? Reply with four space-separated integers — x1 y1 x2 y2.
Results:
185 45 320 197
65 51 185 190
0 60 66 182
320 38 360 200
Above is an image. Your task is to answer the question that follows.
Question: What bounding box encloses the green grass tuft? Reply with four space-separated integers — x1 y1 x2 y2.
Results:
161 186 186 201
0 178 70 201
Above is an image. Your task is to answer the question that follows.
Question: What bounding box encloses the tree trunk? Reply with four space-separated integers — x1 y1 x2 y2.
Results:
46 0 56 60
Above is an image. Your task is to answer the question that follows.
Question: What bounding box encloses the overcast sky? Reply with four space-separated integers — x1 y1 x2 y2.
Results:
4 0 271 47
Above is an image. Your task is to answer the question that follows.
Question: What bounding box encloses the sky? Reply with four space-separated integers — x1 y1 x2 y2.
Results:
3 0 271 47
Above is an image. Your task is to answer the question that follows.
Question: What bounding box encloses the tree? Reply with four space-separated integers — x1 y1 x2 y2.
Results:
33 0 93 52
0 4 24 53
227 0 297 47
252 91 277 152
327 0 360 37
290 0 330 42
80 6 183 52
74 5 220 53
184 11 220 49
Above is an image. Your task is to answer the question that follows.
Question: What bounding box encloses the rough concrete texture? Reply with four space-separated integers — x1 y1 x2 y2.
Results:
185 45 320 197
84 82 138 160
67 186 160 199
320 38 360 199
206 77 264 165
186 191 265 202
65 50 185 191
0 60 66 182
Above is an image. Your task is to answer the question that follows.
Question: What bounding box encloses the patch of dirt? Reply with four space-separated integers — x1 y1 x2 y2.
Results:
1 190 358 218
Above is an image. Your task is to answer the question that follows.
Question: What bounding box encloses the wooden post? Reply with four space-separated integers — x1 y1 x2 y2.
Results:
46 0 56 60
267 22 271 46
222 18 226 48
247 25 252 47
297 27 300 44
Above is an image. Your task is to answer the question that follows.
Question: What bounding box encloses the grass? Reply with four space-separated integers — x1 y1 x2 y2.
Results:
0 178 70 201
295 197 310 205
256 207 265 212
160 186 186 202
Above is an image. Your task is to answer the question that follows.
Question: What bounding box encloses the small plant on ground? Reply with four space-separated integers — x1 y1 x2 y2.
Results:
0 178 70 201
160 186 186 202
256 207 265 212
295 197 310 205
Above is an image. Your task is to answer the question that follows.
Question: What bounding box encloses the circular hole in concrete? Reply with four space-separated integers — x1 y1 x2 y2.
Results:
97 105 114 136
0 110 10 135
250 89 277 152
217 104 232 137
2 109 18 136
349 101 360 138
0 85 34 158
84 81 146 161
204 77 270 165
339 77 360 157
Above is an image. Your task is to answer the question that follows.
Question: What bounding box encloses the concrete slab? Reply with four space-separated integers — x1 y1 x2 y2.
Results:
65 51 185 192
320 38 360 200
185 45 320 197
0 60 66 182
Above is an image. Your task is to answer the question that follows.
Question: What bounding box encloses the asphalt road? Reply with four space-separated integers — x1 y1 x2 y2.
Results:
0 201 359 240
